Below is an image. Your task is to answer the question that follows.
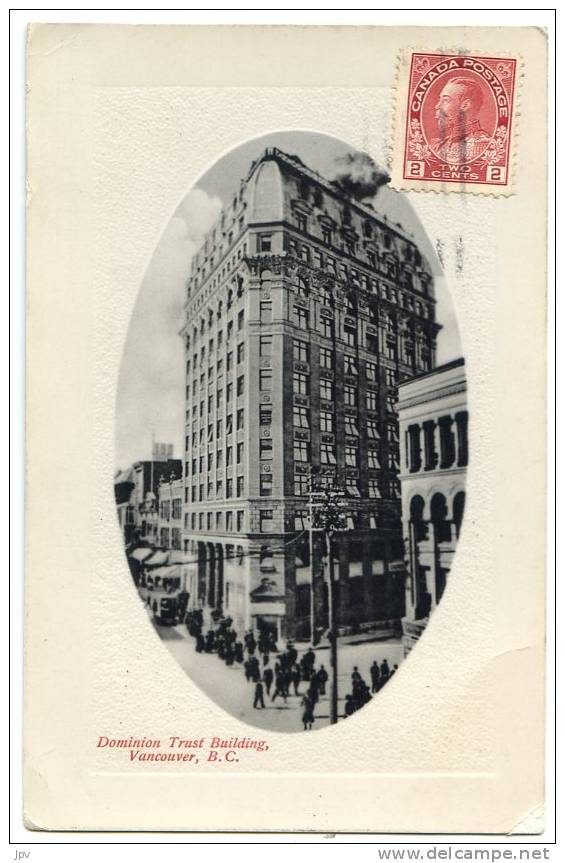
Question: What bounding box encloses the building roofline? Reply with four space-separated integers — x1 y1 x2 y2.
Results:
397 357 465 388
249 147 417 245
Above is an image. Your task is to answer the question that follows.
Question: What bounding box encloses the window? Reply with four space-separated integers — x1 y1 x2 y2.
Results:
237 408 244 430
322 226 332 246
320 411 333 433
294 440 309 462
259 369 272 391
344 385 356 407
294 475 309 496
260 474 273 497
345 446 358 467
237 375 245 396
260 301 272 325
293 372 309 395
388 450 399 470
226 414 233 434
386 393 396 414
191 512 196 529
367 420 380 440
260 335 272 356
238 310 245 331
344 355 357 375
366 391 378 412
191 486 197 503
226 446 233 467
216 389 223 409
368 449 381 469
321 443 337 465
296 213 307 232
321 317 334 339
226 479 233 498
259 406 272 426
294 509 308 531
226 382 233 403
344 325 357 347
237 442 244 464
237 342 245 363
385 368 397 386
346 481 361 498
236 475 244 497
320 379 333 402
216 480 223 498
260 510 274 532
293 340 309 363
260 438 273 460
320 347 333 369
344 417 359 437
207 452 213 471
293 306 309 330
293 406 309 427
259 233 272 252
199 456 204 474
236 511 244 532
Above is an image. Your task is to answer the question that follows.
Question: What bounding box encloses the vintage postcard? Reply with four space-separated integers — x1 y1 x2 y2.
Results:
25 24 547 832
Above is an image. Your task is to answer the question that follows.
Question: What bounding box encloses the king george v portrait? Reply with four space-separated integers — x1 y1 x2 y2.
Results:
431 76 491 164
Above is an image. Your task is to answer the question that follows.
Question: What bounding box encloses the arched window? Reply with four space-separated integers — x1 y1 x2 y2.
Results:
410 495 426 543
453 491 466 539
431 493 450 543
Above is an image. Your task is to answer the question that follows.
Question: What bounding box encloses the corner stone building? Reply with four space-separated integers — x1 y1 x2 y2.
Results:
180 147 439 642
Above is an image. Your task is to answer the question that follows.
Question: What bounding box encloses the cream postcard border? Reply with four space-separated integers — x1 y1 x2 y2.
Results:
25 24 547 832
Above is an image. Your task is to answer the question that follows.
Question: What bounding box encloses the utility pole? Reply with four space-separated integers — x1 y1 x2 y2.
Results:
326 529 338 725
312 483 347 725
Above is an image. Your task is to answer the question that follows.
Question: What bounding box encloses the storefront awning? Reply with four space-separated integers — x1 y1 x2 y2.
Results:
129 547 155 562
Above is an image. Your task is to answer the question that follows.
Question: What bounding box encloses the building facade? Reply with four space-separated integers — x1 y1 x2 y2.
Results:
157 476 184 550
181 147 440 642
114 456 182 546
396 358 468 653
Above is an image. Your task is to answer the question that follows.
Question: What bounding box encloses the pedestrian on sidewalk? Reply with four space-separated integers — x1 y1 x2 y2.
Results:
263 665 274 695
370 661 380 693
271 673 287 703
301 694 315 731
316 665 328 695
291 664 301 696
253 681 265 709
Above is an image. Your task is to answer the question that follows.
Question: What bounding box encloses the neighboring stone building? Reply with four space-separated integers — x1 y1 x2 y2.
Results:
157 476 184 550
181 147 440 641
114 455 182 546
396 358 468 653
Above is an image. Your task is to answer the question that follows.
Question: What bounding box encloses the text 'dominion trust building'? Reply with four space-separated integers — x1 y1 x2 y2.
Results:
180 148 439 643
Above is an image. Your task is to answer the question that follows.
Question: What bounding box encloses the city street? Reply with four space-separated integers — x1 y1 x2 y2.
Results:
156 622 405 733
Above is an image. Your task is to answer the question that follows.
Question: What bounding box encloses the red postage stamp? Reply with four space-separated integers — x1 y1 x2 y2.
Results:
401 52 518 189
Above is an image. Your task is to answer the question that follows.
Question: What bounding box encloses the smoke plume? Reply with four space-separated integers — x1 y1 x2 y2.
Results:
331 151 390 201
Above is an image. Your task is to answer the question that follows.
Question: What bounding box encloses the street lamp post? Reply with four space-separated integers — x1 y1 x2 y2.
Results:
312 483 347 725
326 529 338 725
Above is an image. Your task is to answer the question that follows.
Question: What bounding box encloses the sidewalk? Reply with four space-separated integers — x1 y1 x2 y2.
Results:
156 622 404 734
